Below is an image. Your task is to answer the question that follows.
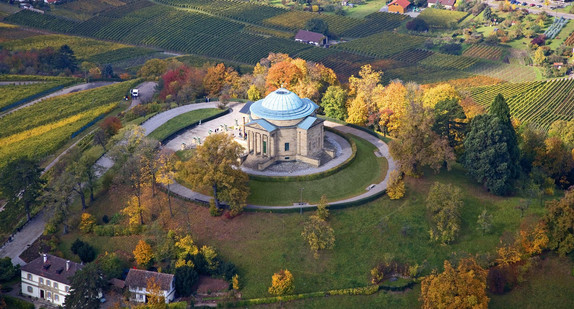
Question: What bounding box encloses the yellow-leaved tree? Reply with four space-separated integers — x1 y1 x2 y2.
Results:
175 234 199 267
421 258 489 309
268 269 295 296
422 84 461 109
133 239 153 268
146 276 165 306
387 170 405 200
79 213 96 233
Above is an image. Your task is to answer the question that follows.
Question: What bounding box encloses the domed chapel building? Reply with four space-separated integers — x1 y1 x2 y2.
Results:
240 88 333 170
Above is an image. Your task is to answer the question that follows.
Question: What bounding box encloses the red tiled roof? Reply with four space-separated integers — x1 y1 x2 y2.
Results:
389 0 411 8
21 254 83 285
294 30 325 43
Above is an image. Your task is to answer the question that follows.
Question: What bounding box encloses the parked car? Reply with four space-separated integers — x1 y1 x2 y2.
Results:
131 89 139 98
522 2 528 5
530 3 536 6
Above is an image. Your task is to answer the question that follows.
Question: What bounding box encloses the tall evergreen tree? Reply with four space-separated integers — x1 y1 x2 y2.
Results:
489 94 520 179
433 98 466 150
64 263 106 309
0 158 44 221
464 115 516 195
56 45 78 72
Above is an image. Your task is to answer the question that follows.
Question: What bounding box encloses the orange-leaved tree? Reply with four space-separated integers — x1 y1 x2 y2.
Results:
133 239 153 268
421 258 489 309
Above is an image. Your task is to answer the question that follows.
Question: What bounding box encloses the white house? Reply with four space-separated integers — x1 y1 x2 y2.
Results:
125 269 175 303
21 254 83 307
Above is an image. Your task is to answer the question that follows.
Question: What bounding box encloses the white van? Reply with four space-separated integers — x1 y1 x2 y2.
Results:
131 89 139 98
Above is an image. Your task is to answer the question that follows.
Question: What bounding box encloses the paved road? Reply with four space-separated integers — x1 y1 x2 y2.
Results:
486 0 574 19
0 81 116 118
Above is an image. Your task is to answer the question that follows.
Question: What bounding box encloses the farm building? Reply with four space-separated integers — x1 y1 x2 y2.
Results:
240 88 332 170
427 0 457 10
294 29 327 46
388 0 411 14
125 269 175 303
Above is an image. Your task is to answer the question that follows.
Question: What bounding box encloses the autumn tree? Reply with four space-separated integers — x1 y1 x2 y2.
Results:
157 151 177 217
203 63 237 97
420 258 489 309
133 239 154 268
268 269 295 296
377 80 411 134
533 137 574 188
146 276 166 306
0 157 44 222
389 101 455 176
548 119 574 148
316 195 330 221
519 219 548 256
387 170 406 200
301 214 335 259
346 65 384 126
422 83 461 109
79 213 96 233
433 97 467 150
180 133 249 214
543 189 574 256
175 234 199 267
138 58 168 80
321 85 347 120
426 182 463 244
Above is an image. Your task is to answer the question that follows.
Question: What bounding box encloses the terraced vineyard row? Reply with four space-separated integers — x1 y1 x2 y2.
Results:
564 31 574 45
341 12 407 38
470 79 574 130
4 6 311 65
417 8 468 28
465 61 538 83
333 32 426 58
389 49 434 64
463 44 503 61
0 78 77 111
419 53 479 70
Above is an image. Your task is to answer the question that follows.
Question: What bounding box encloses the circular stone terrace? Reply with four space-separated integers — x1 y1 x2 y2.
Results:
134 102 395 209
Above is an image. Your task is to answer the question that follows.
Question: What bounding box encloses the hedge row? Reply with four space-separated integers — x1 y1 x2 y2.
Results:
319 115 390 143
221 281 413 307
93 224 145 236
247 128 357 183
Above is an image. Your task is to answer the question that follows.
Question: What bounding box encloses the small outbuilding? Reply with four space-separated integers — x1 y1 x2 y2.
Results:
388 0 411 14
294 29 327 46
427 0 457 10
125 269 175 304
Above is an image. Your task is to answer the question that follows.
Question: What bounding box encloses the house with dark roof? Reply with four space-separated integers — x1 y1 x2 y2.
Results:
294 29 327 46
125 269 175 303
427 0 457 10
21 253 83 306
388 0 411 14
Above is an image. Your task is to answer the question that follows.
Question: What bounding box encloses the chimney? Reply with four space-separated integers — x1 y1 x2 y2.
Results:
66 260 70 271
43 254 47 263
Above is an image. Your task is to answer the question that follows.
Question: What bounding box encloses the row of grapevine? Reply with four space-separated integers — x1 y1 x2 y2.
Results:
544 17 568 39
470 79 574 130
86 47 157 64
465 61 538 83
389 49 434 64
262 11 363 36
419 53 479 70
564 30 574 45
417 8 469 29
340 12 407 38
382 65 471 85
0 78 77 111
5 8 311 65
333 32 427 58
0 80 138 138
462 45 503 61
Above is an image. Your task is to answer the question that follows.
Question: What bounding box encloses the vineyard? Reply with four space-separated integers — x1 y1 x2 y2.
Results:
419 53 479 70
424 75 504 90
383 65 471 85
462 45 504 61
564 31 574 45
389 49 434 64
0 78 77 112
544 17 568 39
470 79 574 130
333 32 426 58
465 61 539 83
417 8 468 28
0 80 138 167
0 34 129 59
340 12 407 38
262 11 363 36
4 5 312 65
86 47 158 64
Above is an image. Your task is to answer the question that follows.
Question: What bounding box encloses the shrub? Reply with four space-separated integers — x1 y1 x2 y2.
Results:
439 43 462 55
77 243 96 263
406 18 429 32
531 35 546 46
79 213 96 233
0 257 17 282
175 266 198 297
387 170 405 200
209 199 222 216
102 215 109 224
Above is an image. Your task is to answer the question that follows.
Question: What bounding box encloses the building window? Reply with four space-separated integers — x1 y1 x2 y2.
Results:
65 286 70 293
47 292 52 299
54 294 59 301
46 280 51 286
27 274 32 281
263 141 267 154
27 286 33 293
53 282 58 289
39 278 44 284
285 143 289 151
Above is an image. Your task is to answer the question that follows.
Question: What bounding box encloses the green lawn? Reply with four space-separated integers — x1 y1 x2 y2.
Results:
247 134 388 205
342 0 388 19
147 108 222 141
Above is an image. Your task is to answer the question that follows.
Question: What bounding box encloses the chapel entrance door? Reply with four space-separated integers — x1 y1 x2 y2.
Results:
40 290 45 299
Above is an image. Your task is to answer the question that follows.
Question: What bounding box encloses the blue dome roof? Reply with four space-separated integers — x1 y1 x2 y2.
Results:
250 88 319 121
